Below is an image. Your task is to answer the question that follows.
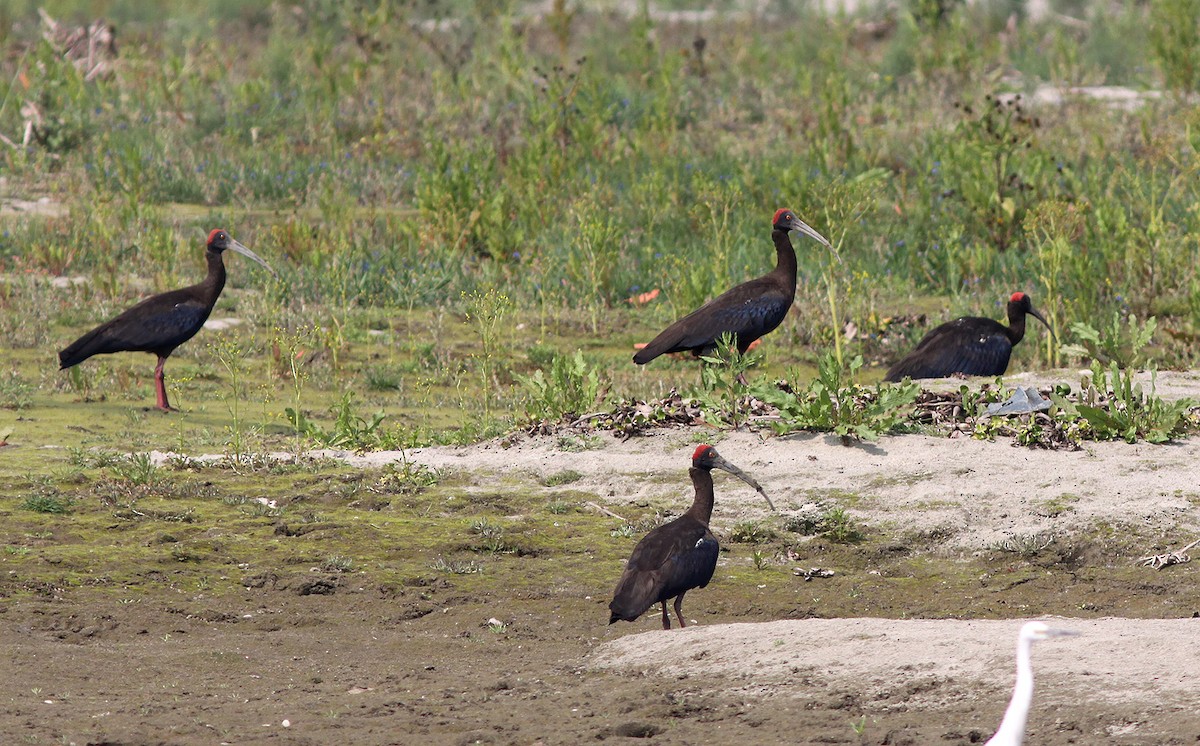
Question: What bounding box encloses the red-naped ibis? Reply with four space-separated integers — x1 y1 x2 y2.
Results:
58 229 276 411
608 444 776 630
633 208 832 367
883 292 1053 382
986 622 1078 746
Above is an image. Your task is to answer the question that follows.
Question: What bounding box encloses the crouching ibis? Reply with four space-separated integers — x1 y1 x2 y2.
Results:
58 229 276 411
633 208 832 369
884 292 1053 382
608 445 776 630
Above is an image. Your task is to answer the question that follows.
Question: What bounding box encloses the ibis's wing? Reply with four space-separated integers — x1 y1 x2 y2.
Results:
885 320 1013 381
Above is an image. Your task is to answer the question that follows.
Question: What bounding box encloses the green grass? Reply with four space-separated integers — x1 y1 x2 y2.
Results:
1 3 1198 393
1 4 1199 549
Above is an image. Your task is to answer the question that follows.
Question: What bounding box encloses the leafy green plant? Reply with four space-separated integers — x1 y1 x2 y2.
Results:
110 452 161 487
470 518 514 554
1060 312 1157 370
1052 363 1196 444
546 499 574 514
515 349 606 422
764 353 920 443
822 507 865 544
286 392 387 450
692 333 762 430
751 549 769 571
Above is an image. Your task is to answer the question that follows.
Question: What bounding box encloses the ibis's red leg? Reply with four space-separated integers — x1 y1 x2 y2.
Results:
660 601 671 630
673 593 688 628
153 356 176 412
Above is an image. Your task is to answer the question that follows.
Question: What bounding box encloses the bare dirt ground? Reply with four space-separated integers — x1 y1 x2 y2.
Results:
4 373 1200 745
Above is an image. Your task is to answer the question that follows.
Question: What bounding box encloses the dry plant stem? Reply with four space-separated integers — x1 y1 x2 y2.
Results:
585 501 625 521
1138 538 1200 569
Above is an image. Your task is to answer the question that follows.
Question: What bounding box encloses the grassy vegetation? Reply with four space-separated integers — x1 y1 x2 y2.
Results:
2 2 1200 603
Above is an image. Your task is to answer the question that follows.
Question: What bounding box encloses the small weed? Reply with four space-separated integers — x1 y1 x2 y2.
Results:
541 469 583 487
546 500 574 515
22 494 70 515
991 532 1056 557
729 520 776 544
822 508 865 544
69 448 122 468
470 518 514 554
375 460 440 495
783 506 826 536
610 523 636 539
110 452 161 487
430 557 483 575
751 549 769 571
211 337 251 462
850 715 867 736
555 434 603 452
287 392 387 450
320 555 354 573
1032 494 1079 518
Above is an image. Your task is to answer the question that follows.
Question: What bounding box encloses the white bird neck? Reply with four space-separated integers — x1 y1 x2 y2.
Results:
986 635 1035 746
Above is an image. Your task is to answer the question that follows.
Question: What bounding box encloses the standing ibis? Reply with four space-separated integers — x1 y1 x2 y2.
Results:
985 621 1078 746
884 292 1053 382
633 208 832 368
58 229 276 411
608 444 776 630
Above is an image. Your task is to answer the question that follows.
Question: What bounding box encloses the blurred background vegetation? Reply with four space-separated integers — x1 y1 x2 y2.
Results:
1 0 1199 442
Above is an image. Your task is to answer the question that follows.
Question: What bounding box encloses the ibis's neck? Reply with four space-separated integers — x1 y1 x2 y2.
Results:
1005 301 1027 344
770 229 798 296
988 636 1034 745
202 249 227 306
686 467 715 525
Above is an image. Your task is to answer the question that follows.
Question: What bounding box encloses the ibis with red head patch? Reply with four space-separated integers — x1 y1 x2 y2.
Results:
633 209 832 370
884 292 1054 382
58 229 277 411
608 445 775 630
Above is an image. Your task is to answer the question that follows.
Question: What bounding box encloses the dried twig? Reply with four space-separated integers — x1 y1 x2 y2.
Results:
584 501 625 522
1138 538 1200 570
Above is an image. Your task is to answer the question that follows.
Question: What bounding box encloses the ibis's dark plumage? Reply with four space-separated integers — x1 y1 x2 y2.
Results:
58 229 276 411
884 292 1053 382
633 208 831 366
608 445 775 630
